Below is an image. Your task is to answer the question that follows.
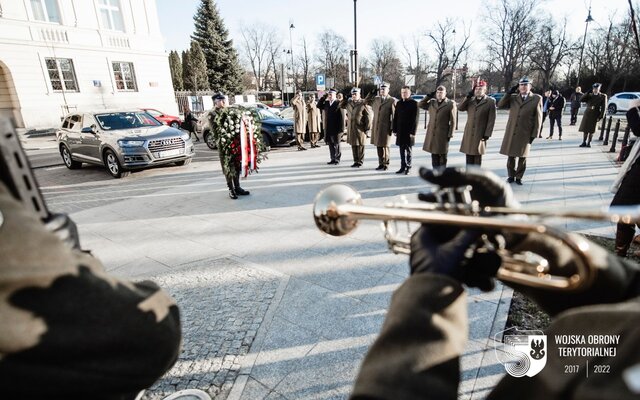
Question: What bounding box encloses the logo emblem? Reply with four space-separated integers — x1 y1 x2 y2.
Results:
494 329 547 377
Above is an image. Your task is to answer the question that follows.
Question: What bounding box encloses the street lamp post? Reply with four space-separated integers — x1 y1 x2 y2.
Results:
351 0 359 86
451 28 457 100
289 21 295 94
577 7 594 87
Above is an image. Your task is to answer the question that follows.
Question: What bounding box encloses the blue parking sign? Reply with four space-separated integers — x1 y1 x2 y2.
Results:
316 74 326 90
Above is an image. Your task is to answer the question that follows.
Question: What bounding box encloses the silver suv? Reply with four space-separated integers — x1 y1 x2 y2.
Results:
56 110 194 178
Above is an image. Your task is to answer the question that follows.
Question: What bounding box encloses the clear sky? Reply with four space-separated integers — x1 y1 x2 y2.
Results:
156 0 632 64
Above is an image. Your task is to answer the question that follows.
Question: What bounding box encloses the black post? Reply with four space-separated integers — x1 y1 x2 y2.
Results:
609 120 621 152
598 117 606 140
622 125 631 147
603 116 613 146
353 0 358 86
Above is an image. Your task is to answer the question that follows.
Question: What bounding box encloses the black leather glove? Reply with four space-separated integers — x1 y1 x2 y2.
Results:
509 85 519 94
529 137 535 144
467 89 474 99
44 212 81 250
411 167 519 291
427 90 437 99
482 136 489 141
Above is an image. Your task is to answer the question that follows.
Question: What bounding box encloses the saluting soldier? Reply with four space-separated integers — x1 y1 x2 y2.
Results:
457 80 496 166
569 86 583 125
392 86 420 174
497 77 543 185
579 83 608 148
307 94 322 148
419 85 457 168
340 87 371 168
369 83 396 171
317 88 344 165
291 91 308 151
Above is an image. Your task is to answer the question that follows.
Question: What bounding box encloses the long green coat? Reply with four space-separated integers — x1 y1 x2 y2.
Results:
579 92 608 134
370 96 396 147
419 97 457 154
341 99 371 146
291 95 308 134
458 96 496 156
498 93 543 157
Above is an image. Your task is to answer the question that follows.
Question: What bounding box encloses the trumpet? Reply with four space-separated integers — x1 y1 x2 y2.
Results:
313 184 640 291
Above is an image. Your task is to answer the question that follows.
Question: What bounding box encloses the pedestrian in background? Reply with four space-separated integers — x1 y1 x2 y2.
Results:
457 80 496 166
569 86 583 126
392 86 420 174
307 94 322 148
538 89 552 138
182 104 200 142
419 86 457 168
498 77 543 185
291 91 308 151
547 90 566 140
579 83 608 148
341 87 371 168
317 88 344 165
369 83 396 171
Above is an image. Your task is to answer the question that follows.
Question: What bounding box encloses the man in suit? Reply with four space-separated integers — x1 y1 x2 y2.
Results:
291 91 308 151
317 88 344 165
370 83 396 171
419 86 457 168
457 80 496 166
547 90 566 140
392 86 420 174
579 83 608 148
569 86 583 125
341 87 371 168
307 94 322 148
498 77 543 185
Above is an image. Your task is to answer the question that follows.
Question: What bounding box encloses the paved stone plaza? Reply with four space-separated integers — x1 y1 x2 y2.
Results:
28 111 626 399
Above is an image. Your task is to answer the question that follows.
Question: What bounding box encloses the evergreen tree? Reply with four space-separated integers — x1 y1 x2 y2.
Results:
190 41 210 91
192 0 244 94
182 49 193 91
168 50 184 91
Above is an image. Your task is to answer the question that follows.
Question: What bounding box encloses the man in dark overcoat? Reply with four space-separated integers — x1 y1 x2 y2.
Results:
457 80 496 166
579 83 608 147
497 77 543 185
317 88 344 164
392 86 420 174
547 90 566 140
419 86 457 168
569 86 583 125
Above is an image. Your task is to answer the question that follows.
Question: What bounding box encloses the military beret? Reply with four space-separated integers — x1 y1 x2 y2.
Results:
518 77 531 85
592 83 602 88
350 87 361 94
476 80 487 87
212 92 226 101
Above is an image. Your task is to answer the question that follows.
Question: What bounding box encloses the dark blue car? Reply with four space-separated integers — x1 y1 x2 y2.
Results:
255 109 295 149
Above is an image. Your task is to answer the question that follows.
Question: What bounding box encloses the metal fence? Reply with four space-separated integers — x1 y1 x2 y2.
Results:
174 90 217 116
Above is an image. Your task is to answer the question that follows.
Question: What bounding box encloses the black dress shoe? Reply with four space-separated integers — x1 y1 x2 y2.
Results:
507 177 514 183
351 163 359 167
515 179 523 185
404 168 411 175
579 142 587 147
395 168 405 174
236 187 250 195
327 161 336 165
586 143 591 148
382 166 388 171
375 165 384 170
229 189 238 199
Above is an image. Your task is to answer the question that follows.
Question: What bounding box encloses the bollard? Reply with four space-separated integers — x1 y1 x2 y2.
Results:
609 120 621 152
603 116 614 146
621 125 631 147
598 115 609 141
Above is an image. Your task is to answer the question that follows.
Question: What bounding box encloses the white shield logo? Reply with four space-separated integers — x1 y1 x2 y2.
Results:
495 329 547 378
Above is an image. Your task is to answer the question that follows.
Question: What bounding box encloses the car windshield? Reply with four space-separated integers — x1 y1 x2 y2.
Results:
95 112 162 130
258 109 279 120
145 109 162 117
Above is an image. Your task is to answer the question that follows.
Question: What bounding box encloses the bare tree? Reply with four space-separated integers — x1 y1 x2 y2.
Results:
401 34 430 93
482 0 539 91
298 36 313 91
239 23 280 91
316 30 349 87
529 16 577 89
596 18 636 93
370 38 398 82
426 18 471 88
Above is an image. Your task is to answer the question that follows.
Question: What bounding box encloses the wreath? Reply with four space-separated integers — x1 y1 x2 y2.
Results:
211 107 266 179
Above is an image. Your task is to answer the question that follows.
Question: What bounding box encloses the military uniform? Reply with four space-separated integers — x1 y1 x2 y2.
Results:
0 181 181 398
370 95 396 170
341 95 372 167
498 88 543 183
307 99 322 147
392 97 420 173
579 87 608 147
419 96 457 168
458 94 496 166
569 90 583 125
292 94 308 150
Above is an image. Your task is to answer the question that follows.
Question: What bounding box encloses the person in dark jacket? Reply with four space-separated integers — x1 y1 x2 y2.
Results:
392 86 420 174
317 88 344 165
546 90 566 140
182 104 200 142
579 83 608 147
350 167 640 400
569 86 583 125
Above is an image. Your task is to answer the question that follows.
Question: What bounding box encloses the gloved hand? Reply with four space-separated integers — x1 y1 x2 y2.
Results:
44 212 81 250
427 90 437 99
482 136 489 141
509 84 519 94
410 167 520 291
529 137 535 144
467 88 475 98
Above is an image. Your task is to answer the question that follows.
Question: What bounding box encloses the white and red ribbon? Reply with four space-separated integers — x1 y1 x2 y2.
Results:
239 114 258 177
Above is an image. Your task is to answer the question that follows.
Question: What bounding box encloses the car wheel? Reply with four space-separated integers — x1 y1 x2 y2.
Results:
104 149 130 178
60 144 82 169
204 131 217 150
170 121 180 128
608 104 617 114
262 132 272 151
175 158 192 166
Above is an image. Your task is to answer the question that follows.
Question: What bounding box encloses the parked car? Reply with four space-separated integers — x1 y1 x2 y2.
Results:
607 92 640 114
237 102 281 115
197 107 294 151
488 92 505 103
411 94 426 102
56 110 194 178
142 108 182 128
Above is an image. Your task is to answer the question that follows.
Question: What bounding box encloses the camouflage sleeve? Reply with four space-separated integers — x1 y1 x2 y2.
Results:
0 182 181 398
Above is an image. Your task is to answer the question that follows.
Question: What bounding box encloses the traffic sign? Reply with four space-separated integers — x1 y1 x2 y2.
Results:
316 74 325 91
373 75 382 85
405 75 415 87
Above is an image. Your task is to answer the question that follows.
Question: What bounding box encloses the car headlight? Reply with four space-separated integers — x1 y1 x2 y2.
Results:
276 126 288 133
118 140 145 147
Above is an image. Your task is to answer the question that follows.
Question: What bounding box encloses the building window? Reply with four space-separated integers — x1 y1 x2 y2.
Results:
45 58 79 92
112 62 137 91
30 0 61 23
97 0 124 31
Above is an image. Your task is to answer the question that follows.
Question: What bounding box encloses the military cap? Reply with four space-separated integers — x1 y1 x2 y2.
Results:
350 87 361 94
592 82 602 88
212 92 226 101
518 76 531 85
328 88 337 94
380 82 389 88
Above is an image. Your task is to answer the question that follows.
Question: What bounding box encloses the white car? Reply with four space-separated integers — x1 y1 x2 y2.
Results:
608 92 640 114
